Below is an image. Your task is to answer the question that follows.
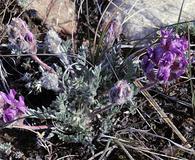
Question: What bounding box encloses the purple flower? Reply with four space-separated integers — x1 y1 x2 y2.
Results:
3 108 17 122
109 80 133 105
141 28 188 83
0 89 27 122
161 29 173 38
7 18 37 54
170 57 188 79
159 51 175 67
16 96 26 113
149 45 165 65
24 32 34 42
169 37 188 56
160 29 173 47
141 56 156 81
141 55 154 73
0 89 17 106
171 56 188 70
180 37 188 51
157 67 171 82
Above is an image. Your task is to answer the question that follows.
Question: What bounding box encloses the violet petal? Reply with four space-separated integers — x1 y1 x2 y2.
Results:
16 96 26 113
3 108 17 122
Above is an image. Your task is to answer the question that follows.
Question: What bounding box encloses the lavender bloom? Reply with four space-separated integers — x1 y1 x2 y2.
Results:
0 89 27 123
157 67 170 82
24 32 34 43
170 57 188 80
15 96 26 113
0 89 17 106
161 28 173 38
3 108 17 123
109 80 133 105
160 28 173 47
7 18 37 54
171 56 188 71
148 45 165 65
141 56 154 73
141 55 155 81
7 18 54 73
141 29 188 83
169 37 188 56
159 51 175 67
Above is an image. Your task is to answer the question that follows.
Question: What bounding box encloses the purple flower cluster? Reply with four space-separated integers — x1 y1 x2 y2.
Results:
0 89 27 123
141 29 188 82
7 18 55 73
7 18 37 54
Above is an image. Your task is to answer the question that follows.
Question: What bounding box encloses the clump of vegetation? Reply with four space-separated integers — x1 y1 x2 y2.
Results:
0 0 195 160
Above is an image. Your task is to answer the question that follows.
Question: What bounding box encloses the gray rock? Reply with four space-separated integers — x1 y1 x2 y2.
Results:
17 0 76 34
105 0 195 45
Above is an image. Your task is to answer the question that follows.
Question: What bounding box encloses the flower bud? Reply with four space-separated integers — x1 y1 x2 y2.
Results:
109 80 133 105
7 18 37 54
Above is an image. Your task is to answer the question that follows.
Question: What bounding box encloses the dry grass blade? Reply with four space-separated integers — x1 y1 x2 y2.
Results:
123 143 187 160
176 0 185 33
98 140 111 160
92 0 112 57
117 128 195 155
134 80 192 148
114 139 135 160
88 146 117 160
